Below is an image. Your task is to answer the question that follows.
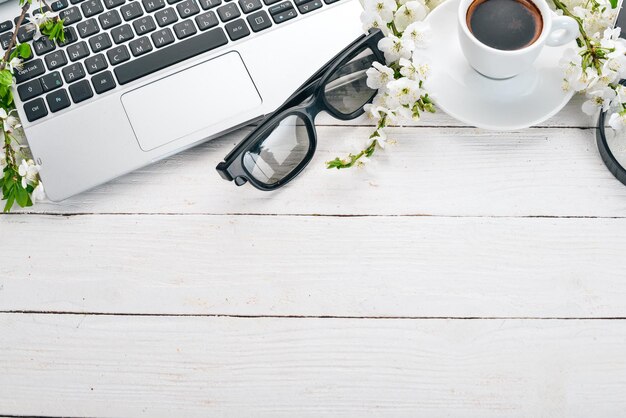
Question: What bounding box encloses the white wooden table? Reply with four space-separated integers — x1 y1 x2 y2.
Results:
2 95 626 417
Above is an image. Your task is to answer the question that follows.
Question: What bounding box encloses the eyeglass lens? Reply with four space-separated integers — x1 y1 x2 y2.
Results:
603 111 626 170
324 47 378 115
242 114 310 186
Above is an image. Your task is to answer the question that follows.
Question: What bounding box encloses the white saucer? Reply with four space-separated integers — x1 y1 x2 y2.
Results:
422 0 575 130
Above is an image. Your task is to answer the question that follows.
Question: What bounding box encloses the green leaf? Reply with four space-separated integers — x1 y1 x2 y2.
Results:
3 192 15 212
14 182 31 208
610 0 617 8
0 69 13 86
16 42 31 59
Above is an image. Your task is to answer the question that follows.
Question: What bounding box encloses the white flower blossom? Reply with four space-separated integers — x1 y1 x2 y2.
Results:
609 111 626 131
401 21 432 49
366 61 395 90
31 182 46 202
363 0 397 22
393 0 428 32
0 109 22 134
387 77 422 106
582 84 616 115
378 35 414 63
360 10 389 35
400 54 430 81
17 159 40 188
24 10 59 40
6 57 23 73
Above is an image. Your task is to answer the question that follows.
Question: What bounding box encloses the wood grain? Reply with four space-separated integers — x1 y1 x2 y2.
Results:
2 314 626 417
2 214 626 317
15 125 626 217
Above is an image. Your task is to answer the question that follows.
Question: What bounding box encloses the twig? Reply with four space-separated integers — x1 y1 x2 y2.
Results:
0 1 31 70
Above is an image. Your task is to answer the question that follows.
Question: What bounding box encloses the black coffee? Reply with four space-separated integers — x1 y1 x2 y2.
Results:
467 0 543 51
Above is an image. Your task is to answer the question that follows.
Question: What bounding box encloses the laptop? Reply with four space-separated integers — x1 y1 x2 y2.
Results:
0 0 362 201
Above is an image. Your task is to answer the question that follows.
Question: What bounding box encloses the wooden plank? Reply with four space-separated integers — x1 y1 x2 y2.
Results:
16 125 626 217
2 314 626 417
2 214 626 317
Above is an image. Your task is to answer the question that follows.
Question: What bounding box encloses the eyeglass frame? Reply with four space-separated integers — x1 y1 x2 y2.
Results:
596 79 626 187
216 28 385 190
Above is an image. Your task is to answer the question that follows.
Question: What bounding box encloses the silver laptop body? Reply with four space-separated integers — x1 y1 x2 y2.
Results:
0 0 362 200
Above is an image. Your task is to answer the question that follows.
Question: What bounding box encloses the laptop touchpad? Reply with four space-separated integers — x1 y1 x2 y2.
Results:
121 52 262 152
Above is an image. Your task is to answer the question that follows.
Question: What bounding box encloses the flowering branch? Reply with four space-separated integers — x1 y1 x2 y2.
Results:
327 0 438 169
0 0 65 212
554 0 625 128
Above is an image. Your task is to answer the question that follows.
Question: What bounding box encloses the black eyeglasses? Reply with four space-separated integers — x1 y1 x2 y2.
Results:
216 29 385 190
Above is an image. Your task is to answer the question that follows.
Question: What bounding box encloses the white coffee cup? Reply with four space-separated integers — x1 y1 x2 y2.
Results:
458 0 579 79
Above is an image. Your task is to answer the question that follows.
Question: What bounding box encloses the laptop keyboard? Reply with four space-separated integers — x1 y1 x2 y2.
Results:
1 0 341 122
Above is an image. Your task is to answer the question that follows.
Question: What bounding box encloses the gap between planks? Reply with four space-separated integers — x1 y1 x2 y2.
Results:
3 311 626 320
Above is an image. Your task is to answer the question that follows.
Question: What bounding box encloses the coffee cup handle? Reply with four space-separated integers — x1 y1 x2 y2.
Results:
546 16 580 47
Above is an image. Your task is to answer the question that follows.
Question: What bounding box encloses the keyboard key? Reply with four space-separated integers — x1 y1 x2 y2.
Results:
23 98 48 122
85 53 108 73
133 15 156 34
15 59 45 83
199 0 221 8
195 11 218 30
62 62 86 82
0 20 13 33
40 71 64 92
46 89 71 112
81 0 104 16
106 44 130 64
66 41 90 61
17 26 35 43
59 6 82 24
51 0 69 10
238 0 261 13
91 70 116 93
142 0 165 12
217 2 239 21
33 4 52 12
99 10 122 29
115 27 228 84
0 32 12 49
14 15 30 24
246 10 270 32
173 19 196 39
89 32 112 51
77 18 100 37
323 0 339 3
268 1 292 14
271 7 296 23
224 18 249 40
297 0 321 13
33 37 56 55
177 0 200 17
129 36 152 56
104 0 125 7
150 27 174 47
45 50 68 70
69 79 93 102
263 0 281 4
58 27 78 46
167 0 183 3
17 79 43 101
121 1 144 20
155 7 178 26
111 23 134 43
71 0 86 4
